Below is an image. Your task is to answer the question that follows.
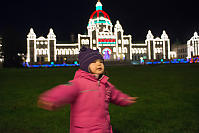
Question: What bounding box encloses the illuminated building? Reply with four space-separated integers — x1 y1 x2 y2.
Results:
78 0 132 61
171 44 187 59
0 36 3 63
187 32 199 58
26 0 172 64
26 28 79 63
132 30 171 61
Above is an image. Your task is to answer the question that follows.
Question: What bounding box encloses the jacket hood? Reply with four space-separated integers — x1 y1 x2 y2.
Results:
74 69 109 83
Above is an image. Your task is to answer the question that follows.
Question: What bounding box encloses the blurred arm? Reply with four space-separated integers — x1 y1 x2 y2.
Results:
109 82 133 106
38 81 79 110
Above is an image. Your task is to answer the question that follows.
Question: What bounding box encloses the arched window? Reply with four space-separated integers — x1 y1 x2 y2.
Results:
66 49 69 55
61 49 65 55
58 49 61 55
98 47 101 52
69 49 72 55
123 47 127 53
42 49 45 55
113 47 116 52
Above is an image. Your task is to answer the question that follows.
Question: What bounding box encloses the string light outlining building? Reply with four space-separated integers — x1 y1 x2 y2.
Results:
26 0 172 64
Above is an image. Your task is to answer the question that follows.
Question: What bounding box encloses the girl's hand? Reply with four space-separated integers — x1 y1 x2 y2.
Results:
124 97 138 104
37 99 56 111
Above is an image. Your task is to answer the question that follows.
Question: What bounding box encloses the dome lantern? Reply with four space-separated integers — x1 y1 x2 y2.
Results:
96 0 102 11
90 1 110 20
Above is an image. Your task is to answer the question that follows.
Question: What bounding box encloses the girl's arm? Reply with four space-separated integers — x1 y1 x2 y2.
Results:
108 82 136 106
38 80 79 111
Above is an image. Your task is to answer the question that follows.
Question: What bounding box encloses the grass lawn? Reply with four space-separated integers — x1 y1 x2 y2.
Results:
0 64 199 133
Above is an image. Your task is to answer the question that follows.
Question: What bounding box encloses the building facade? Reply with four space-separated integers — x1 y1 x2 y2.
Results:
187 32 199 58
132 30 171 61
0 36 3 63
26 0 172 64
26 28 79 64
171 44 187 59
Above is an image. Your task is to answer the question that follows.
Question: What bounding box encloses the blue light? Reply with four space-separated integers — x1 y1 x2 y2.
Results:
163 61 170 64
23 63 79 68
153 61 161 64
146 62 153 64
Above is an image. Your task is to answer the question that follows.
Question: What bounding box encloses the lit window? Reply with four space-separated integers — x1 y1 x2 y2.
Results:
81 39 84 44
66 50 69 55
119 47 121 53
61 49 65 55
58 49 61 55
118 40 121 44
124 39 129 44
98 47 101 52
93 40 96 44
113 47 116 52
135 49 138 54
114 54 116 59
43 49 46 55
39 49 42 55
122 47 127 53
86 39 89 44
45 49 48 55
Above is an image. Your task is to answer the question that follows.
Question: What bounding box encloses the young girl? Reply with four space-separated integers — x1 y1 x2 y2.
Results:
38 46 137 133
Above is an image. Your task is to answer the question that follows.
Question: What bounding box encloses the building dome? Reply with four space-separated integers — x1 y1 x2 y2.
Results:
90 10 110 20
88 1 112 27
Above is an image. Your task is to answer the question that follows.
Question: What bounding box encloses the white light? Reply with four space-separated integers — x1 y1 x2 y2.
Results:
114 54 116 59
26 2 175 63
113 47 116 52
118 40 121 44
119 47 121 53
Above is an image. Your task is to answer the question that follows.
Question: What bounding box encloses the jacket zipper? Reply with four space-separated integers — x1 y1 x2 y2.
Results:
98 75 104 86
98 75 109 129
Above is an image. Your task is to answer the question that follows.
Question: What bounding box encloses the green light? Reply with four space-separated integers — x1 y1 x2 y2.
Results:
94 20 106 24
96 6 102 10
74 61 78 64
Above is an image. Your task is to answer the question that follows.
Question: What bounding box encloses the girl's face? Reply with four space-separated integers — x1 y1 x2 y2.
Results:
89 59 104 75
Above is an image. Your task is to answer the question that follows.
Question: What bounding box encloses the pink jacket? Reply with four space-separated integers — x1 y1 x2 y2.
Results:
39 69 131 133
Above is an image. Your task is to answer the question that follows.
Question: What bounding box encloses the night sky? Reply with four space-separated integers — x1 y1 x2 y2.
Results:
1 0 199 48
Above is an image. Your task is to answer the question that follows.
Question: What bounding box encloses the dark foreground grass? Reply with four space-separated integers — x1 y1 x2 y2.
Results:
0 64 199 133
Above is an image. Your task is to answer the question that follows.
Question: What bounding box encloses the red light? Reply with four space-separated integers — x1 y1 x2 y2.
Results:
90 10 110 20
